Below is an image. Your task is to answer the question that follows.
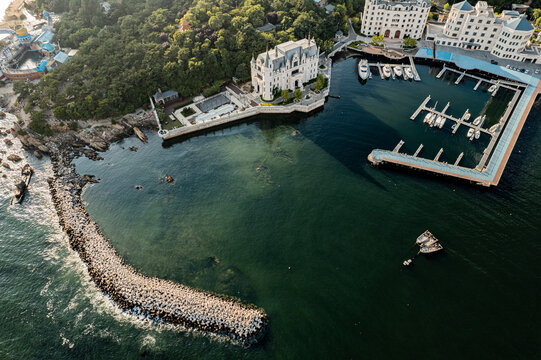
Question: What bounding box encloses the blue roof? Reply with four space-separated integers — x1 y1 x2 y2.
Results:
36 30 53 44
503 16 533 32
452 1 473 11
325 4 335 11
415 48 538 85
41 42 54 52
35 60 48 72
54 51 69 64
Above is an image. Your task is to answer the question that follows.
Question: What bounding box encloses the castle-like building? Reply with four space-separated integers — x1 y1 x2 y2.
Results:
433 1 538 63
360 0 430 40
251 38 319 100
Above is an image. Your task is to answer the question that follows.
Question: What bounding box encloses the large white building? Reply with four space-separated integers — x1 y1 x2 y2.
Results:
432 1 538 63
360 0 430 40
251 38 319 101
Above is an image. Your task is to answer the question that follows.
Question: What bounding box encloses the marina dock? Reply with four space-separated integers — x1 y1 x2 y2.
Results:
369 78 541 186
410 98 491 135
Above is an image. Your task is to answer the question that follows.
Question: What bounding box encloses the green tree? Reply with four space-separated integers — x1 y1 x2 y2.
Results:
444 3 450 11
403 37 417 49
293 89 302 100
314 74 327 91
281 89 290 102
370 34 383 46
533 8 541 19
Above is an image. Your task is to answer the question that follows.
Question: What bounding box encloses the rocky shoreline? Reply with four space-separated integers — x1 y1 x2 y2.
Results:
6 111 268 344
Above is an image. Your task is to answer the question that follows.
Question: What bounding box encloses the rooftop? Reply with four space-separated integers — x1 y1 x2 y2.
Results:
35 30 53 44
153 89 178 100
54 51 69 64
453 0 473 11
503 15 534 32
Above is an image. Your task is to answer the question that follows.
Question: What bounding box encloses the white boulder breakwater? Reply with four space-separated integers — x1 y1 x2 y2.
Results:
47 141 267 344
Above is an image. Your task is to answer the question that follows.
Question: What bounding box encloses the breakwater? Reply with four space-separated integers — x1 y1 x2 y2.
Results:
46 142 267 344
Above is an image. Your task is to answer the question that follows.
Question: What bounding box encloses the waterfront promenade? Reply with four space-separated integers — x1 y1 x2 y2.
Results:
369 48 541 186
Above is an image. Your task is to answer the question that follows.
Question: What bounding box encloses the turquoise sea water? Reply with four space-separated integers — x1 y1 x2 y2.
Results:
1 58 540 359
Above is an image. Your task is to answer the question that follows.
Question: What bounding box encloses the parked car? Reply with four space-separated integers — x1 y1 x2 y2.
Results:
506 64 510 69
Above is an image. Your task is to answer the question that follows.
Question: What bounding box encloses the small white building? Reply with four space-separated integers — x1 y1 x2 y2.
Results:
433 1 538 63
251 38 319 101
360 0 430 40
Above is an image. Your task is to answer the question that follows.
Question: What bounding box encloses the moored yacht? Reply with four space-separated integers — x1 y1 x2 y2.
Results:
393 65 403 78
383 64 391 78
467 128 475 138
358 59 369 80
475 129 480 139
404 67 413 80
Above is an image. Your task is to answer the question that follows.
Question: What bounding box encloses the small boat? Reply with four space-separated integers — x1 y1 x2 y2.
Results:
404 67 413 80
488 84 497 93
383 65 392 78
403 259 413 266
489 124 499 133
11 164 33 205
416 230 433 245
451 123 457 130
467 128 475 138
419 243 443 254
438 116 446 128
464 111 471 121
475 129 480 139
473 115 482 126
393 65 403 78
358 59 369 80
423 112 431 123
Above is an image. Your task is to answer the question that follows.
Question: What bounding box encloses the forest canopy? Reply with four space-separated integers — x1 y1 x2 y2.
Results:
20 0 359 121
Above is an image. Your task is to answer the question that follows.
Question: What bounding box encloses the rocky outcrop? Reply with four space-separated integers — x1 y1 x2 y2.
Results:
7 154 22 162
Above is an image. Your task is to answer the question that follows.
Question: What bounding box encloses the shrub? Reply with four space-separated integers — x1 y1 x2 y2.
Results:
294 89 303 100
68 121 79 131
29 111 52 136
281 89 290 102
181 107 196 117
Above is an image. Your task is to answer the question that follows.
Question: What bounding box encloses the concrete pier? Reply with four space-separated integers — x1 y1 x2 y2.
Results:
455 72 465 84
410 95 431 120
434 148 444 161
454 152 464 166
393 140 405 153
413 144 423 157
474 79 483 91
409 56 421 81
436 66 446 79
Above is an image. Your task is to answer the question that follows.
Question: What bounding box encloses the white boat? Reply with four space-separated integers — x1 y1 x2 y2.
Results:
419 243 443 254
473 115 482 126
382 65 391 78
393 65 403 78
488 84 497 93
451 123 457 130
423 112 432 123
435 115 443 128
416 230 433 245
464 111 471 121
489 124 499 133
438 116 446 128
358 59 369 80
404 67 413 80
467 128 475 138
475 129 480 139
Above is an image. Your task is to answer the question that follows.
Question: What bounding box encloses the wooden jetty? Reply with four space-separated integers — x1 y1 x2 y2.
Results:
474 79 483 91
376 63 384 80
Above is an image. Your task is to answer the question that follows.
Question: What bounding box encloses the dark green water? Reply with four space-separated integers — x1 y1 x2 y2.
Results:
1 59 540 359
